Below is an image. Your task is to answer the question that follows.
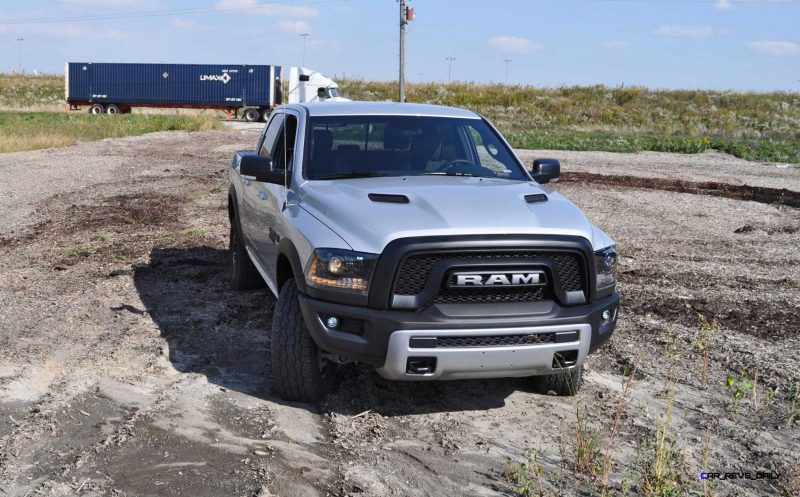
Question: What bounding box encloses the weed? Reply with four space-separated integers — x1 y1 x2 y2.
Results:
62 245 90 257
693 314 719 389
572 405 603 478
600 355 641 493
638 380 686 496
725 369 778 418
183 227 216 237
503 449 553 497
787 383 800 426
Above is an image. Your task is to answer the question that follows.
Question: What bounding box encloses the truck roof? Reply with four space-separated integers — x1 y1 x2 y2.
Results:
286 101 480 119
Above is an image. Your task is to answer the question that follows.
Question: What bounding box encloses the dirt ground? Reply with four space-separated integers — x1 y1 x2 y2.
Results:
0 129 798 497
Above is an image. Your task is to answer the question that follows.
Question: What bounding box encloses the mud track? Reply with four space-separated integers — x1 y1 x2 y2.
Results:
1 132 798 497
561 172 800 208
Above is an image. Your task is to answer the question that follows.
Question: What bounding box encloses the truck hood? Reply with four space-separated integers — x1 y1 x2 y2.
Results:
298 176 597 254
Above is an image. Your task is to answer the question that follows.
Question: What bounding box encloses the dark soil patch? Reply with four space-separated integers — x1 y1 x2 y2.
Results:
562 172 800 207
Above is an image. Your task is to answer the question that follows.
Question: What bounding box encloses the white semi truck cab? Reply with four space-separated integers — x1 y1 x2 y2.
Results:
288 67 351 104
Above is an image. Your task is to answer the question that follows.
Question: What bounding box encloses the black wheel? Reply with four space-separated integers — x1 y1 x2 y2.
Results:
243 108 261 122
270 278 337 402
88 104 105 115
229 219 264 290
106 104 121 115
533 364 583 396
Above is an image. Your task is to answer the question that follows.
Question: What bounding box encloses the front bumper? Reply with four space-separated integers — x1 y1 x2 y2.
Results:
297 292 619 379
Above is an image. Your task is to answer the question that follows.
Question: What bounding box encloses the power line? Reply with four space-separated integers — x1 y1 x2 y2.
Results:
0 0 347 26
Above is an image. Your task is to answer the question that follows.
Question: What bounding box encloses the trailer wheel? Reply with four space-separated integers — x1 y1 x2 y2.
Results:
243 108 261 122
106 104 121 115
88 104 105 115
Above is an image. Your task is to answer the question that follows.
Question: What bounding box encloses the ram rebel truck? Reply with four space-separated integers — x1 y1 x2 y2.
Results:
228 102 619 402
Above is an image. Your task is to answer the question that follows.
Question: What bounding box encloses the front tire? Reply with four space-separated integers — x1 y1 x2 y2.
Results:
270 278 337 402
533 365 583 396
229 220 264 290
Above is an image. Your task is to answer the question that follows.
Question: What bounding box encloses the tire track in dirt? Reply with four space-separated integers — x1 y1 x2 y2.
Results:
561 171 800 207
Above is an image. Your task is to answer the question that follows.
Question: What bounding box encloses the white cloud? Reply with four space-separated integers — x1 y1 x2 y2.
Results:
713 0 733 10
602 40 628 50
215 0 317 17
274 20 311 35
169 18 198 29
747 40 800 55
487 36 544 54
653 25 714 38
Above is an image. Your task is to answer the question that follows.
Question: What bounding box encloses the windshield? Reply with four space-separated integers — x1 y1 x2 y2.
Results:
305 115 528 180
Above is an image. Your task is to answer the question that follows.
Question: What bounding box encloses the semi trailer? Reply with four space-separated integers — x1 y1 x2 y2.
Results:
65 62 346 121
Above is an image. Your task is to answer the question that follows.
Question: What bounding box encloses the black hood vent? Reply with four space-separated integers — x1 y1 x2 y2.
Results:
369 193 409 204
525 193 548 203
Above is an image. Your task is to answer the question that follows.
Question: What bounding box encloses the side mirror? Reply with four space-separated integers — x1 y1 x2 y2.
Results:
317 87 328 99
238 152 285 185
530 158 560 184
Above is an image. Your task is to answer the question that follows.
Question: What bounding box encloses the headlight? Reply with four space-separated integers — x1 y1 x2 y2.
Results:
595 245 617 292
305 248 378 294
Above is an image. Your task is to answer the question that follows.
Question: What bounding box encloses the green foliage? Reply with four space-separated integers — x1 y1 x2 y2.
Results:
502 449 554 497
336 78 800 163
0 111 221 152
62 245 91 257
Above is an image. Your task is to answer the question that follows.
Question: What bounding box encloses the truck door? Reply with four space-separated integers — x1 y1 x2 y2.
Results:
254 111 299 273
241 112 284 274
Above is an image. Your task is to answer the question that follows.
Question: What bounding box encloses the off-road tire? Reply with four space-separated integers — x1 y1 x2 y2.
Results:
270 279 336 402
229 219 263 290
534 364 583 396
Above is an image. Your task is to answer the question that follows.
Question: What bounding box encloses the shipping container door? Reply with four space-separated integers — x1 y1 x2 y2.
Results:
242 65 271 107
67 63 92 102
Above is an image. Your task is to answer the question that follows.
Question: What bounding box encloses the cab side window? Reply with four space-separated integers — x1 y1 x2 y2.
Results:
259 113 285 158
273 115 298 172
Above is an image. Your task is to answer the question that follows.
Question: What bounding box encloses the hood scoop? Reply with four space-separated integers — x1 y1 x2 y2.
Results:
368 193 409 204
525 193 548 204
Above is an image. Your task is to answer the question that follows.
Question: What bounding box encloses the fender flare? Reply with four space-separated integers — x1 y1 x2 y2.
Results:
278 238 307 293
228 184 239 222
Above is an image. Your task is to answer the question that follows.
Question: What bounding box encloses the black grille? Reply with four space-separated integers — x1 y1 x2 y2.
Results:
392 251 586 306
435 333 556 348
433 285 549 304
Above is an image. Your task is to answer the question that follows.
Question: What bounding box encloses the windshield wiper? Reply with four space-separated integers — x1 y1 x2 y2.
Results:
419 171 474 177
314 171 389 180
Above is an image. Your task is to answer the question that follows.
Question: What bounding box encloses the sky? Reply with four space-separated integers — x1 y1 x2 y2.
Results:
0 0 798 92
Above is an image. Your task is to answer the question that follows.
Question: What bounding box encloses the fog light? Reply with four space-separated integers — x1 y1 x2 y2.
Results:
325 316 340 329
602 309 613 321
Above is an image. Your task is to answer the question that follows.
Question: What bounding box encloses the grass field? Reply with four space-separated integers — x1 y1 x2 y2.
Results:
0 112 221 153
339 79 800 163
2 73 799 162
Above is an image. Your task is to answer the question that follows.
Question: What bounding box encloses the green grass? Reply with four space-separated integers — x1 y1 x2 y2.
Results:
0 111 221 152
3 73 799 162
338 79 800 163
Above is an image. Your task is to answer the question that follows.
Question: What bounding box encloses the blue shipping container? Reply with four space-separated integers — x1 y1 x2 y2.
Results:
66 62 282 110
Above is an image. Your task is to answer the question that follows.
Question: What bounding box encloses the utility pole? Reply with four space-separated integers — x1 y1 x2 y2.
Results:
503 59 512 84
398 0 407 102
17 37 25 74
300 33 310 67
445 56 456 83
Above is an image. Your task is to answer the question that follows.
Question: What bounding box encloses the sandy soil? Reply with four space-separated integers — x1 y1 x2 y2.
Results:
1 132 798 497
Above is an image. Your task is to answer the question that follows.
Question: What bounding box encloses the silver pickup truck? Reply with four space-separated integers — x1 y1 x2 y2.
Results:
228 102 619 402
